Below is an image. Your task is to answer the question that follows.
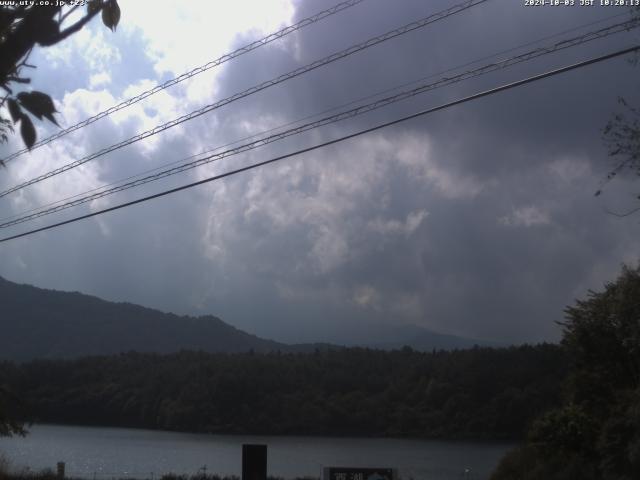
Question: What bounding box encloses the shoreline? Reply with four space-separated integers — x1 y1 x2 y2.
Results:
0 424 514 480
14 422 520 445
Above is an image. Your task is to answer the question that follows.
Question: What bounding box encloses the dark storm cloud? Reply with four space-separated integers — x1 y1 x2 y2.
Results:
1 0 639 344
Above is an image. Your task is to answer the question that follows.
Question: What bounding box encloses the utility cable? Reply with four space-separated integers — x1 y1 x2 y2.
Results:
0 0 368 164
3 8 628 225
0 0 489 198
1 18 635 229
0 45 636 244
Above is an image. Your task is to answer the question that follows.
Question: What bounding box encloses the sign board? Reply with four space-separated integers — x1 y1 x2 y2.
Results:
242 444 267 480
323 467 396 480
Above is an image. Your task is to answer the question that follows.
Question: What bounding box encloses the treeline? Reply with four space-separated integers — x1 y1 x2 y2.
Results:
0 468 294 480
0 344 565 440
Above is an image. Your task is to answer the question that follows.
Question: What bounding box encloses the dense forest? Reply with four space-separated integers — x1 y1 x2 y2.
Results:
0 344 565 440
491 266 640 480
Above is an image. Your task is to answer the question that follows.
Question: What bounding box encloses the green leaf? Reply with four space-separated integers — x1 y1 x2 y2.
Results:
102 0 121 31
19 114 36 150
7 98 21 123
17 91 59 126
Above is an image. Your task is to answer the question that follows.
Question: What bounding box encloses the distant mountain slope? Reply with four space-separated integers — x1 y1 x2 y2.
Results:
0 276 288 361
320 321 503 351
360 323 504 351
0 276 499 361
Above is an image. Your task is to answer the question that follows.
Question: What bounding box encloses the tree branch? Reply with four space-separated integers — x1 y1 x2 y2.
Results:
0 7 59 80
6 76 30 84
604 206 640 217
59 5 80 25
48 6 102 44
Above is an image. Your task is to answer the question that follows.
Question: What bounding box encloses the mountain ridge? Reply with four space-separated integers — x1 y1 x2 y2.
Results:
0 276 497 361
0 275 291 361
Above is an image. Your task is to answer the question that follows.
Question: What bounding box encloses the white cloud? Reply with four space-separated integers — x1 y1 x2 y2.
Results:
368 209 428 237
353 285 380 309
120 0 295 76
42 27 121 78
60 88 118 124
200 132 432 278
548 156 592 185
309 224 350 274
89 72 112 89
499 205 551 228
394 135 488 199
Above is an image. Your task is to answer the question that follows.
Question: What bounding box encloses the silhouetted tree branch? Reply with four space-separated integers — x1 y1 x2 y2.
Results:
0 0 120 153
597 7 640 211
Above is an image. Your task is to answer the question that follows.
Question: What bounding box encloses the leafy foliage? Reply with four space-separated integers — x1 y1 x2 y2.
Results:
101 0 121 32
0 385 26 437
0 0 120 151
491 265 640 480
599 98 640 204
0 344 566 440
17 91 58 125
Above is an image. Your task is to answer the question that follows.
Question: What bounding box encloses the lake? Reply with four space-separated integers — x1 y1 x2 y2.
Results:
0 425 514 480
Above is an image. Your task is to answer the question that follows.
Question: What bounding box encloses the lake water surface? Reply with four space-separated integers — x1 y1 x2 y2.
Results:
0 425 514 480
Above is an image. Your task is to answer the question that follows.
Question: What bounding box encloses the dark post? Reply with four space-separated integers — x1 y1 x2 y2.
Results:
56 462 65 479
242 444 267 480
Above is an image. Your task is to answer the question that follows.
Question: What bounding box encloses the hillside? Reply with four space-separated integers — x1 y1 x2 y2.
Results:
0 276 287 361
353 323 503 351
0 276 497 361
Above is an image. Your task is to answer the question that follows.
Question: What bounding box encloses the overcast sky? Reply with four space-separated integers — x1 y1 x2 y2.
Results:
0 0 639 344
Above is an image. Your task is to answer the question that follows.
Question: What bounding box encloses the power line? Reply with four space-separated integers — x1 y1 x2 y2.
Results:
1 17 635 229
4 8 632 216
1 8 631 224
0 0 368 165
0 0 489 199
3 9 628 226
1 45 635 244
